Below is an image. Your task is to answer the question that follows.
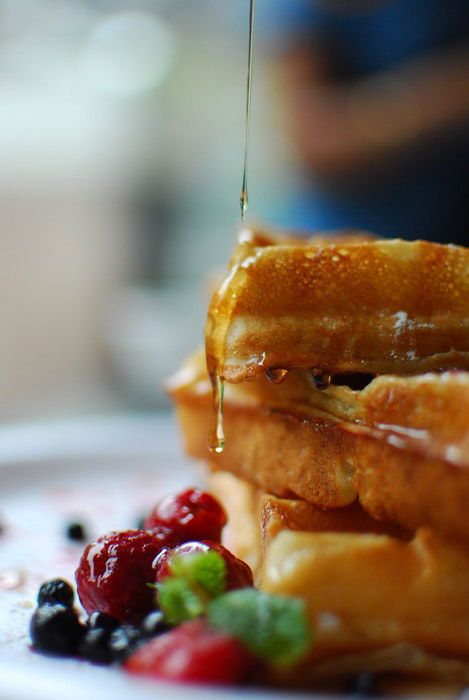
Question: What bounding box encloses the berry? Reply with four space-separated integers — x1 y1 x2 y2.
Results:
37 578 75 608
135 515 146 530
75 530 166 624
108 624 142 663
144 489 227 544
140 611 169 639
30 604 84 656
66 521 87 542
345 671 380 696
87 611 120 633
155 541 254 591
78 627 114 664
124 618 254 684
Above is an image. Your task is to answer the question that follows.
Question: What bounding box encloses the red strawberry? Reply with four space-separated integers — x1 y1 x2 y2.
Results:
154 541 254 590
144 489 226 544
124 618 254 684
76 530 166 624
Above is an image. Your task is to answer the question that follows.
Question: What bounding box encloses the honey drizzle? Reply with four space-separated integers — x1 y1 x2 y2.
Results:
208 375 225 453
265 368 289 384
209 0 255 454
309 371 332 390
240 0 255 221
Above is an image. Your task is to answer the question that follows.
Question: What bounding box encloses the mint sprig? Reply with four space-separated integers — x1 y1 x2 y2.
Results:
157 550 227 624
168 549 226 598
157 577 205 625
208 588 312 667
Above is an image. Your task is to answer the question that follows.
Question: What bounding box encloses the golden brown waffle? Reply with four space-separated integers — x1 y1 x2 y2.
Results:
169 350 469 542
206 229 469 383
208 471 469 688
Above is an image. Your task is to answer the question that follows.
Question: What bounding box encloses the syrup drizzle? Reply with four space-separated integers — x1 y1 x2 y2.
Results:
208 375 225 453
240 0 255 221
309 371 332 390
209 0 255 454
266 368 289 384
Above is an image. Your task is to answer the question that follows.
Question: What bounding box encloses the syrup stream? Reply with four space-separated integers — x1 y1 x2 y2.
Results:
240 0 255 222
209 0 255 454
266 368 289 384
208 375 225 453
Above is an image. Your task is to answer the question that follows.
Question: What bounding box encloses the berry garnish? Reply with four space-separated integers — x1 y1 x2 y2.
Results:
155 544 253 625
87 611 120 633
124 618 254 685
75 529 166 624
66 521 87 542
140 611 169 639
37 578 75 608
345 671 380 696
156 541 253 590
108 624 142 663
78 627 114 665
30 604 84 656
208 588 312 667
135 515 146 530
144 489 227 544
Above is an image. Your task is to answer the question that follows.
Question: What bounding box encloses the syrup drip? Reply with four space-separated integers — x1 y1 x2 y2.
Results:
309 371 332 390
208 375 225 453
240 0 255 221
265 368 289 384
208 0 255 454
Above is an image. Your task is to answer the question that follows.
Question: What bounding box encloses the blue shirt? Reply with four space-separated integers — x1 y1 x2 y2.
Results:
256 0 469 243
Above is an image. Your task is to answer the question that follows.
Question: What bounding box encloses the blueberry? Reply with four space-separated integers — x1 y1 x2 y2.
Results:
108 624 142 663
135 516 146 530
140 610 169 638
345 671 380 696
37 579 75 608
65 521 87 542
30 604 84 656
87 612 120 633
78 627 114 664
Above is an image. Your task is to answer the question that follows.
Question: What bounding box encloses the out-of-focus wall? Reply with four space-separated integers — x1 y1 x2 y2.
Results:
0 0 291 418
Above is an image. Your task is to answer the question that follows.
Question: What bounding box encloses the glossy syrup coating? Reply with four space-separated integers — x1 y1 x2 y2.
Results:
206 231 469 383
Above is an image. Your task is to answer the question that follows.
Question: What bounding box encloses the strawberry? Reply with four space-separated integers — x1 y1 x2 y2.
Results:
124 618 254 684
76 530 166 624
154 541 253 591
144 489 226 544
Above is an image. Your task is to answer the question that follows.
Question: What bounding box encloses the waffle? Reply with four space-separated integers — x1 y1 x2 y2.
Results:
206 229 469 383
171 226 469 690
208 471 469 688
169 350 469 542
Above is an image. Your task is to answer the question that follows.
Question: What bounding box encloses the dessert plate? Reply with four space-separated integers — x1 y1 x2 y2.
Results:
0 414 310 700
1 414 465 700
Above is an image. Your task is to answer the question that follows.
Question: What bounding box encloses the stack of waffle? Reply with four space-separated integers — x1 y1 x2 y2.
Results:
169 229 469 690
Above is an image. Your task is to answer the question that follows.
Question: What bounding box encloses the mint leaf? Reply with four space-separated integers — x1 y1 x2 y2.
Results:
158 550 228 624
169 550 227 599
208 588 312 667
157 577 204 625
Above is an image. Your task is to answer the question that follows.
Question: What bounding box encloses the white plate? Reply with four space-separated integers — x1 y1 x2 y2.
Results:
0 414 314 700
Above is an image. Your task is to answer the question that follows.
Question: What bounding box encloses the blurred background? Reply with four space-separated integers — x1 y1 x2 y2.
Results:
0 0 467 419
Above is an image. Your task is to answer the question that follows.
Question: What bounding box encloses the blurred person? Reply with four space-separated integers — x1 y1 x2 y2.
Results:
258 0 469 243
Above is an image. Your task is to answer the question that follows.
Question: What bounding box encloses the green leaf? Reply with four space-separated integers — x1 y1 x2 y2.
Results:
169 550 227 599
157 577 205 625
208 588 312 667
